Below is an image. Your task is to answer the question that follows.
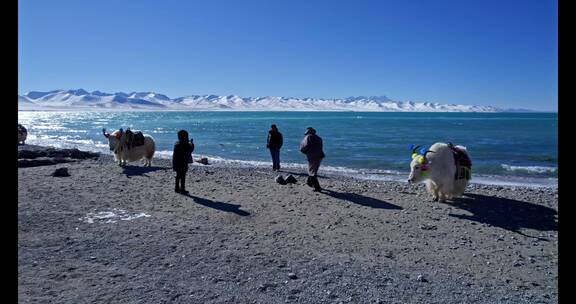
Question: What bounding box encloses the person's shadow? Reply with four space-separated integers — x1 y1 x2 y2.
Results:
122 165 167 178
322 189 403 210
183 194 250 216
447 193 557 238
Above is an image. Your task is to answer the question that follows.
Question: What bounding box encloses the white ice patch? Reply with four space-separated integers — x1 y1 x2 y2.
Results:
80 208 151 224
154 150 174 159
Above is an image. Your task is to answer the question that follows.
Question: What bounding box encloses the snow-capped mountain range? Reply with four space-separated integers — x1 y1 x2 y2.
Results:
17 89 530 112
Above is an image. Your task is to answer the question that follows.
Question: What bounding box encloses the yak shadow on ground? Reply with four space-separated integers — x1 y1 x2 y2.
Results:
122 165 167 178
447 193 557 237
185 194 250 216
322 189 403 210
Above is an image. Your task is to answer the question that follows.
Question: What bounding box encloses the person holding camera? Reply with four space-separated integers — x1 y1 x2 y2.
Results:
267 124 283 171
172 130 195 194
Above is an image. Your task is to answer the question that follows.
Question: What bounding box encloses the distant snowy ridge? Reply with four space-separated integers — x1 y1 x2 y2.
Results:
18 89 531 112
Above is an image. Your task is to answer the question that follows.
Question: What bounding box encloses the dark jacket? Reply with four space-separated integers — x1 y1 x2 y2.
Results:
172 141 194 172
267 130 283 149
300 134 324 160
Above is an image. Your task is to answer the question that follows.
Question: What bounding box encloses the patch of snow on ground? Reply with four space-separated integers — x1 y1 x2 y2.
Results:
80 208 151 224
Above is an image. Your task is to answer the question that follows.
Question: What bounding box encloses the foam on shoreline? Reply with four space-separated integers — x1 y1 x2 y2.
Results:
501 164 557 174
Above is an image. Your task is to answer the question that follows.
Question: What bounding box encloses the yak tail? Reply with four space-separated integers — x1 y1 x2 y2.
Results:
146 140 156 160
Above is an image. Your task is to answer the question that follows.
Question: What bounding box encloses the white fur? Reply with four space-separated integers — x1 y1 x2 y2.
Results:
408 142 471 202
18 125 27 144
105 130 156 167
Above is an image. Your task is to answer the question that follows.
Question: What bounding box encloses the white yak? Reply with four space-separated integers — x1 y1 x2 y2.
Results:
407 142 472 202
102 128 155 167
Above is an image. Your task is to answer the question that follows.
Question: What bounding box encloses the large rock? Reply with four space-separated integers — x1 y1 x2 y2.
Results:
51 168 70 177
275 175 287 185
285 175 298 184
18 149 45 159
18 148 99 160
195 157 209 165
16 146 98 168
18 157 75 168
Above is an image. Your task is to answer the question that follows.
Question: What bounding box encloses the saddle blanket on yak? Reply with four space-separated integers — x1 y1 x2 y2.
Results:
125 130 145 149
449 144 472 180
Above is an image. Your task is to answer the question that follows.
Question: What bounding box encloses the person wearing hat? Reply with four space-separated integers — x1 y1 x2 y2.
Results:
300 127 325 192
267 124 284 171
172 129 195 194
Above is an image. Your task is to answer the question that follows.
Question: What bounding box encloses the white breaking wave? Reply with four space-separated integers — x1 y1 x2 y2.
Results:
501 164 558 174
471 174 558 189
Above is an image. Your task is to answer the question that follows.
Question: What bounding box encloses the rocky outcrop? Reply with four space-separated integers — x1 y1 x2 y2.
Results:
18 146 100 168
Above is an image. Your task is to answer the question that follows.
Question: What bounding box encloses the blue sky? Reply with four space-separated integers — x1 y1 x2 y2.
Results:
18 0 557 111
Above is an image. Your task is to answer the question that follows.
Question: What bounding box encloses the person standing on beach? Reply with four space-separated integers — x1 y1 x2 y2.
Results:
172 130 194 194
267 124 283 171
300 127 325 192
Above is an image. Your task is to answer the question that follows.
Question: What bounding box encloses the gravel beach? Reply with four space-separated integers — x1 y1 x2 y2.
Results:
18 145 558 303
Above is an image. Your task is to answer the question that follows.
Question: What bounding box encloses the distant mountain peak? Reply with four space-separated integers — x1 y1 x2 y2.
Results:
66 89 89 96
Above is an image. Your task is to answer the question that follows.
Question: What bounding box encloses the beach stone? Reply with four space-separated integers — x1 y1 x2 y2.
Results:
288 272 298 279
196 157 209 165
285 175 298 184
276 175 287 185
51 168 70 177
419 224 437 230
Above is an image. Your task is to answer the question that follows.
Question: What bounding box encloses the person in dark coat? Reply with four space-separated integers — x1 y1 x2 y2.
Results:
300 127 325 192
267 124 283 171
172 130 194 194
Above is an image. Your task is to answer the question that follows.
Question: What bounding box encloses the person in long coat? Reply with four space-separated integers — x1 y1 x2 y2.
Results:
172 130 194 194
267 124 283 171
300 127 325 192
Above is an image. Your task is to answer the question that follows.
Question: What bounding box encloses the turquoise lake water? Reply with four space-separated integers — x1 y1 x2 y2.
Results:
18 111 558 187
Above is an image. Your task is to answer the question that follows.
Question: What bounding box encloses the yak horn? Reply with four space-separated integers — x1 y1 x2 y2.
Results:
411 145 421 154
102 128 110 138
